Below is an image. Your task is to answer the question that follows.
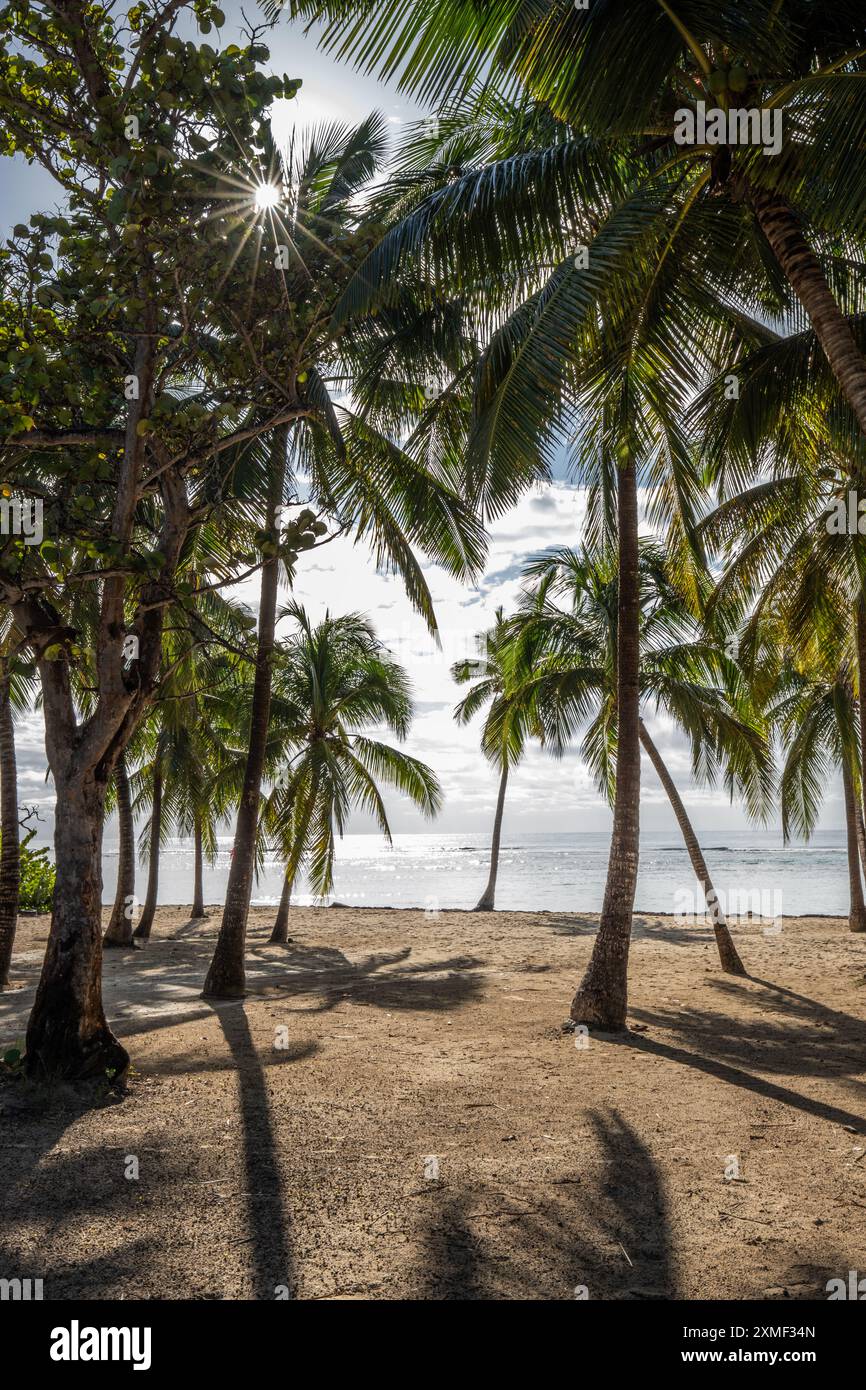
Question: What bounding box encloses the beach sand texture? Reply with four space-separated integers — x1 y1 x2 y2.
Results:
1 906 865 1300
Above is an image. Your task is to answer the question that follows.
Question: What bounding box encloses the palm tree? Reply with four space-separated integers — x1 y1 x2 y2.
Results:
132 729 166 943
284 1 866 1026
507 544 773 974
690 315 866 880
291 1 866 434
103 752 137 949
264 604 442 938
768 643 866 933
201 114 485 1000
452 609 537 910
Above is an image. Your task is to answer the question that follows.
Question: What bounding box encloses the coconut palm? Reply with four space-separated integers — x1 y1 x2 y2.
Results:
506 543 774 972
200 113 486 1001
103 752 138 949
690 315 866 867
290 1 866 434
281 0 866 1028
451 609 539 910
265 604 441 939
767 639 866 932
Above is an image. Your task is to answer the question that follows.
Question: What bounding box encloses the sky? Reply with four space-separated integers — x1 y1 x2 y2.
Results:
3 3 845 842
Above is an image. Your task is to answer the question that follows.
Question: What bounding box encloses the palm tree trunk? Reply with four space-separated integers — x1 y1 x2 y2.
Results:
474 763 508 911
750 189 866 438
842 755 866 932
856 801 866 882
192 814 205 918
268 869 293 943
203 426 288 998
638 719 747 975
133 752 163 942
0 676 20 987
104 754 136 948
570 455 641 1030
856 597 866 832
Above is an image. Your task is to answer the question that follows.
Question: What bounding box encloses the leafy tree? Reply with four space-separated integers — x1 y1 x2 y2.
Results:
0 3 482 1076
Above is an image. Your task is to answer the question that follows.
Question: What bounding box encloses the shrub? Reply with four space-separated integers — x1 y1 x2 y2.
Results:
0 836 56 913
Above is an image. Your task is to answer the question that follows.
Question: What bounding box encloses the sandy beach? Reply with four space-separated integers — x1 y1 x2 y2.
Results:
1 906 865 1301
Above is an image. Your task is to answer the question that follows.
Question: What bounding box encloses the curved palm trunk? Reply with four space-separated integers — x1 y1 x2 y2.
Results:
192 815 205 918
268 869 293 943
841 756 866 933
203 427 288 998
638 719 747 975
750 190 866 438
25 771 127 1079
474 763 508 911
0 677 20 987
104 755 135 948
570 456 640 1030
133 754 163 942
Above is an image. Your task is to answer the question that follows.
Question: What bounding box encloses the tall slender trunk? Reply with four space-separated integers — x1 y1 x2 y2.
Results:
842 755 866 932
638 719 747 975
268 869 293 943
474 763 509 911
133 751 163 941
570 456 641 1030
0 677 20 987
856 597 866 832
192 814 205 918
750 190 866 439
25 772 128 1079
855 801 866 882
203 426 288 998
104 754 135 948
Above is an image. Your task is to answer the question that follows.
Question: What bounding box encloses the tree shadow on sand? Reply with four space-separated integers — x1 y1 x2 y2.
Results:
210 1003 306 1300
413 1109 676 1300
612 988 866 1133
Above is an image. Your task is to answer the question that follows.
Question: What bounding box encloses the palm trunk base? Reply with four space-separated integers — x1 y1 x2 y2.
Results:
26 1020 129 1082
712 923 747 975
132 915 154 942
849 905 866 933
473 894 494 912
201 933 246 998
268 872 293 943
570 908 631 1031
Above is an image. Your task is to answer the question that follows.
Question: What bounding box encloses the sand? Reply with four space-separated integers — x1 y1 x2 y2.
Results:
1 905 865 1301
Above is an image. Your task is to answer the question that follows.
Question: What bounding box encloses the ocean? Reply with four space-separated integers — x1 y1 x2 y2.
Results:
100 828 849 918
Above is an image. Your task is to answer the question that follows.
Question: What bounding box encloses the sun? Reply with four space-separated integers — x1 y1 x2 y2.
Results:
254 182 281 212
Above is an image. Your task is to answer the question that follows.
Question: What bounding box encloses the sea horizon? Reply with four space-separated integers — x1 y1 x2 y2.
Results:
100 827 849 918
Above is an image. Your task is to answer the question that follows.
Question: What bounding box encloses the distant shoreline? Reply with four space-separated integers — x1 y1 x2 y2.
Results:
143 903 850 922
